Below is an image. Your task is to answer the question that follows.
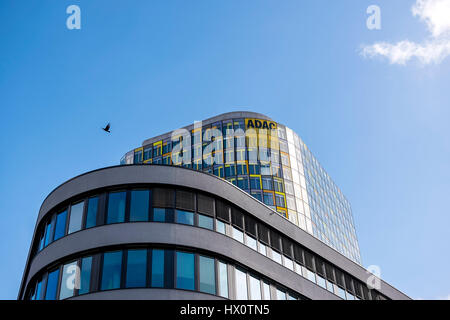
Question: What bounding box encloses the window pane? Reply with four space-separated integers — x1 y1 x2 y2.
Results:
258 242 267 256
34 279 43 300
232 227 244 243
272 250 282 264
153 208 166 222
45 269 60 300
263 282 271 300
101 251 122 290
126 249 147 288
59 261 78 300
151 249 164 287
53 210 67 241
68 202 84 234
245 235 257 251
235 268 248 300
43 220 54 247
85 197 98 229
276 288 286 300
79 256 92 295
176 252 195 290
216 220 226 234
218 262 228 298
198 214 213 230
176 210 194 225
249 275 262 300
130 190 149 222
199 256 215 294
107 192 126 224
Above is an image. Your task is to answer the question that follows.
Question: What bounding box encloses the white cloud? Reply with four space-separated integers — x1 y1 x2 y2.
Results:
361 0 450 65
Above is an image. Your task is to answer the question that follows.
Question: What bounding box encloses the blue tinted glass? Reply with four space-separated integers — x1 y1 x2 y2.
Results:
250 177 261 190
53 210 67 241
176 252 195 290
126 250 147 288
151 249 164 287
43 220 54 247
45 269 60 300
153 208 165 222
85 197 98 229
79 256 92 295
198 214 213 230
176 210 194 225
34 279 43 300
101 251 122 290
130 190 149 222
199 256 215 294
107 192 126 224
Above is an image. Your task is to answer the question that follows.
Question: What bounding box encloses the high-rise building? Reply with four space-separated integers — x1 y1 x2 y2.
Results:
18 112 409 300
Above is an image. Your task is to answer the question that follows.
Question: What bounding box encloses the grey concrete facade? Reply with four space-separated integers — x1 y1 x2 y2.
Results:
18 165 410 300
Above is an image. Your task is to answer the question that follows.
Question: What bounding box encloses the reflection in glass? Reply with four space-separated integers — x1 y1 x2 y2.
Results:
126 249 147 288
107 192 126 224
199 256 215 294
101 251 122 290
176 252 195 290
130 190 149 222
151 249 164 287
68 202 84 234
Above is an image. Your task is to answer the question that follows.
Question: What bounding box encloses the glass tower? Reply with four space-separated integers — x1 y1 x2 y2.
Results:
121 112 361 264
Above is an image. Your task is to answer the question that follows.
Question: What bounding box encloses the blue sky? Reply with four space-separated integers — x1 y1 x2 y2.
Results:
1 0 449 300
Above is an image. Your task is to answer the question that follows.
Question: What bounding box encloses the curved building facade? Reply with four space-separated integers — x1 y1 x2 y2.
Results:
19 165 408 300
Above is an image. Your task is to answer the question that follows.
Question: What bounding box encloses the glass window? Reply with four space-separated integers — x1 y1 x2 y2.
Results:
283 256 294 271
232 227 244 243
101 251 122 290
216 220 226 234
237 177 249 190
245 234 257 251
276 288 287 300
176 252 195 290
218 261 228 298
45 269 60 300
199 256 215 295
130 190 149 222
262 177 273 190
271 250 282 264
176 210 194 225
85 197 98 229
151 249 164 287
107 192 126 224
251 192 262 202
317 275 327 289
34 278 43 300
275 194 285 208
126 249 147 288
258 242 267 256
153 208 166 222
198 214 214 230
263 193 274 206
249 275 262 300
235 268 248 300
53 210 67 241
262 282 271 300
250 177 261 190
68 202 84 234
59 261 78 300
43 220 54 247
79 256 92 295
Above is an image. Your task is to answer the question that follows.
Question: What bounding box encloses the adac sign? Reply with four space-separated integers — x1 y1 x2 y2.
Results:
245 119 277 130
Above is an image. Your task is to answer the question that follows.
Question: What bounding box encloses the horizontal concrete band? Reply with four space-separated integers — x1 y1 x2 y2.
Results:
21 165 409 300
69 288 225 300
26 223 338 300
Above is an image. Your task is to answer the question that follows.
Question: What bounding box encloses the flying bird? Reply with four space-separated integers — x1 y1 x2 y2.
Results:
102 123 111 133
